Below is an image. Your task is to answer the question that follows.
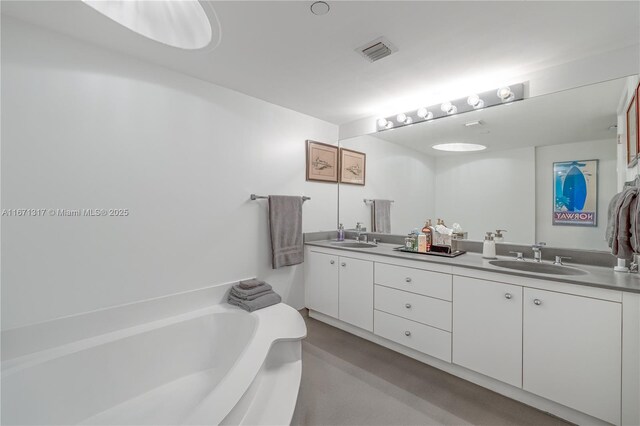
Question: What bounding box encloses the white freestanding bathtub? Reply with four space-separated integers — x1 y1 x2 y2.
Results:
2 303 306 425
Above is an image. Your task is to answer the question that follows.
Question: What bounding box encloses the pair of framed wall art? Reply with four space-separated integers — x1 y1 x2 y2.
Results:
305 140 366 185
626 81 640 167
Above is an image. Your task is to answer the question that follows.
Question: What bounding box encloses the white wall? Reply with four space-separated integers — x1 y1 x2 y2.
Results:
338 134 435 234
434 147 536 243
535 140 617 251
1 17 338 330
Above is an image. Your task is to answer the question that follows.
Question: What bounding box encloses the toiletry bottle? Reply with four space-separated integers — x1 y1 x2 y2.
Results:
405 235 414 250
337 223 345 241
422 220 433 251
482 232 497 259
494 229 506 243
411 229 420 251
418 232 427 253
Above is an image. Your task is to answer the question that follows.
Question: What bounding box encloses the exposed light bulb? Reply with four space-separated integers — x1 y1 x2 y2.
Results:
386 121 394 129
377 118 388 127
417 108 433 120
441 102 457 115
405 117 413 125
467 94 484 109
397 113 407 123
497 87 514 102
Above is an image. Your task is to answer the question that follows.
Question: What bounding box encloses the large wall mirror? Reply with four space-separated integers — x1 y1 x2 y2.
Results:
338 76 639 251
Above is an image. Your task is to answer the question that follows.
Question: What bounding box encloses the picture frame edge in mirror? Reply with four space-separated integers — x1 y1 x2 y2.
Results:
339 147 366 186
626 85 639 168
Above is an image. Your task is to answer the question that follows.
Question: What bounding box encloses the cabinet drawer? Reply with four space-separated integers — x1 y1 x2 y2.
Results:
375 285 451 331
374 310 451 362
375 263 452 301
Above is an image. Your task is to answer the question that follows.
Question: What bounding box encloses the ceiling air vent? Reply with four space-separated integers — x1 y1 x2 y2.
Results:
356 37 397 63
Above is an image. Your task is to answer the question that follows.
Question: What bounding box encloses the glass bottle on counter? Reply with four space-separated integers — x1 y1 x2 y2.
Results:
421 220 433 252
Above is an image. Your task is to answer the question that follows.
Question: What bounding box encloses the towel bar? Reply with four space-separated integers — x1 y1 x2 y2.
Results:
250 194 311 202
363 198 394 203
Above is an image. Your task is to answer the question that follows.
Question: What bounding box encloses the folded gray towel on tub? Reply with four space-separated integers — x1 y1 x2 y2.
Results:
230 287 273 301
228 292 282 312
238 278 265 289
268 195 304 269
230 283 272 298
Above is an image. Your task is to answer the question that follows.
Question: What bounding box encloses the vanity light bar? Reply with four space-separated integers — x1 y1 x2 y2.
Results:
376 83 525 131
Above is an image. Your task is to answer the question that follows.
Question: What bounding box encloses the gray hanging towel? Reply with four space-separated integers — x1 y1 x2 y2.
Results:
269 195 304 269
371 199 391 233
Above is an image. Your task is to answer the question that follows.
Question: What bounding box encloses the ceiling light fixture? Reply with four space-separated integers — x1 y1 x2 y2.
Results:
82 0 214 50
310 1 330 15
375 83 524 132
432 143 487 152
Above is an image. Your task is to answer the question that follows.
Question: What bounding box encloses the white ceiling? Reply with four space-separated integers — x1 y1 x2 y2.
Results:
369 77 626 156
2 1 639 125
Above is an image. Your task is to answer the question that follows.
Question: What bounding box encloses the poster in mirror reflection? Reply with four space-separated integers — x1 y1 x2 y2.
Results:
553 160 598 226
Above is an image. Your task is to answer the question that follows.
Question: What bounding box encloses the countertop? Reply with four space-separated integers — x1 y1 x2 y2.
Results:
305 240 640 294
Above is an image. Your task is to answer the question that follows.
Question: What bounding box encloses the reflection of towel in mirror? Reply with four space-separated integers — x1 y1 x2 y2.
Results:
371 199 391 233
610 187 639 260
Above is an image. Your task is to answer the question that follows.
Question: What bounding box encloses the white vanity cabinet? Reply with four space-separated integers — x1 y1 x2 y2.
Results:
338 257 374 331
304 244 633 425
305 249 373 331
452 276 523 388
305 251 339 317
523 288 622 425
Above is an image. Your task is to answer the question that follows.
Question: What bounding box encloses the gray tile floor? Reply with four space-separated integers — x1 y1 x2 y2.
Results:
292 314 570 426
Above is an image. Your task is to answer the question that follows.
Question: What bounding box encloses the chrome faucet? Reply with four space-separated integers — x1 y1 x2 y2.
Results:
553 256 571 266
355 222 367 243
531 242 546 262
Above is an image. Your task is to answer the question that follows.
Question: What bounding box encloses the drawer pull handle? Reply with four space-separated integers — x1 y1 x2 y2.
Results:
404 331 411 337
405 303 412 309
405 277 412 283
534 299 542 306
505 293 512 300
341 262 346 267
330 260 335 265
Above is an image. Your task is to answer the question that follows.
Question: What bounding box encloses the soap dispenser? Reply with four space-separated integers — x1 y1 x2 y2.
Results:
494 229 507 243
482 232 497 259
337 223 345 241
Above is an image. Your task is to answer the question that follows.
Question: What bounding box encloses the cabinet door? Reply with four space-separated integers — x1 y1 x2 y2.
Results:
339 257 374 331
453 276 523 387
523 288 621 425
305 251 339 318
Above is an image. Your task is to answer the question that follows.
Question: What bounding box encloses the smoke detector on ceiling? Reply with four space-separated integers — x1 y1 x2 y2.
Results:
356 37 397 63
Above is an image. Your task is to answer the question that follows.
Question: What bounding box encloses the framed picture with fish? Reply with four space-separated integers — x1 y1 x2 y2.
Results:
339 148 366 185
552 159 598 226
306 140 339 183
627 86 638 167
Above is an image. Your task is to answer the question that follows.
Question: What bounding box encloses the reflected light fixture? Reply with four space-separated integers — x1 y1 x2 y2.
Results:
397 113 407 123
497 87 514 102
377 118 388 127
82 0 214 50
417 107 434 120
432 143 487 152
441 101 457 115
467 94 485 109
